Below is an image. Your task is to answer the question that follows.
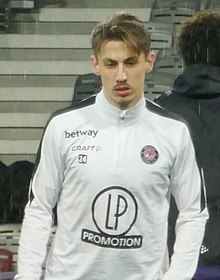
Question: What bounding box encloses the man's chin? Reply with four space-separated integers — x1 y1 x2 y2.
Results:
115 97 134 110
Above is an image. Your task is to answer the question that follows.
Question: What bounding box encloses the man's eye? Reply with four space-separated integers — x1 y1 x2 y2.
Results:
105 62 115 67
125 60 136 66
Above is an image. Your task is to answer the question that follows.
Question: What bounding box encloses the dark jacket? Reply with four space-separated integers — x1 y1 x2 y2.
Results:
154 63 220 265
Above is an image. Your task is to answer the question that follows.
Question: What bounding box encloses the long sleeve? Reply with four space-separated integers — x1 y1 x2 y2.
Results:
162 126 208 280
15 118 64 280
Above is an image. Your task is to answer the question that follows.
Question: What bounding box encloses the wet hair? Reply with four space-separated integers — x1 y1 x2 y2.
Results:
177 10 220 67
91 12 151 58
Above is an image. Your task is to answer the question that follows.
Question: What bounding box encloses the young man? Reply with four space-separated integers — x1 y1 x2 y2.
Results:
15 12 208 280
154 10 220 278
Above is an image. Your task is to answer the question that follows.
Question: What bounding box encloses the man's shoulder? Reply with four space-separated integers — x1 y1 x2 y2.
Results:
145 97 186 125
49 95 97 122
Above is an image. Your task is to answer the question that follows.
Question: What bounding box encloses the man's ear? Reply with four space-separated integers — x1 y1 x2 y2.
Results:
91 55 101 76
145 51 156 73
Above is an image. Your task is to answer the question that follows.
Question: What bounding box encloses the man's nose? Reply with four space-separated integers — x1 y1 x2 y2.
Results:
116 66 127 82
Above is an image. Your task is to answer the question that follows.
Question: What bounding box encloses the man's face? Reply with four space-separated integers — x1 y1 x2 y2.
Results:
91 40 155 110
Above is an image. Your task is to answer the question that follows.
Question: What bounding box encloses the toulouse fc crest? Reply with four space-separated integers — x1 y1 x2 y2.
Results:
141 145 159 164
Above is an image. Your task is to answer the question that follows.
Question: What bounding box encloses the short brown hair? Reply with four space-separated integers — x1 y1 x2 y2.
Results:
177 10 220 66
91 12 151 58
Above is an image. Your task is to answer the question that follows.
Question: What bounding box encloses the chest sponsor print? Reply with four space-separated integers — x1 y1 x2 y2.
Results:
81 186 143 249
65 129 98 138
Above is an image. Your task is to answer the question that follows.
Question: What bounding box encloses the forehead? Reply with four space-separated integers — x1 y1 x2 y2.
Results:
98 40 141 60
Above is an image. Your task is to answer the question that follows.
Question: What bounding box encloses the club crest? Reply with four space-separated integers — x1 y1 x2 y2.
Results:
141 145 159 164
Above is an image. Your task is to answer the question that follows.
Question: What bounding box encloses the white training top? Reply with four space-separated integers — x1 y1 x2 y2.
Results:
15 91 208 280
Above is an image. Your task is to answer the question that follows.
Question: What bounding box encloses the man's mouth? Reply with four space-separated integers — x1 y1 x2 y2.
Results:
114 86 131 97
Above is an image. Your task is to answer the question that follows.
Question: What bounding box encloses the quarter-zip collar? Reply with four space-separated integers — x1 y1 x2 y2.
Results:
95 90 146 126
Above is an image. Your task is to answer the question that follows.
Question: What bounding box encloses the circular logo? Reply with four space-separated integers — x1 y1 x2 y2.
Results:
92 186 138 236
141 145 159 164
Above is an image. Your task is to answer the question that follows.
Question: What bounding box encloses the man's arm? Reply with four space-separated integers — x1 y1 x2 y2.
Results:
15 118 64 280
162 125 208 280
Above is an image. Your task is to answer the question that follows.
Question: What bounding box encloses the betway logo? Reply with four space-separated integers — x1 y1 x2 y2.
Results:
65 130 98 138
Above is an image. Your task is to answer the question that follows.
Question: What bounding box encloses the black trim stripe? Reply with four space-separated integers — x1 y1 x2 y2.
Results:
145 98 188 124
199 167 207 212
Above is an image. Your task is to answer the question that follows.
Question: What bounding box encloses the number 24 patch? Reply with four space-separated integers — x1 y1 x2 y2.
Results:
78 154 87 164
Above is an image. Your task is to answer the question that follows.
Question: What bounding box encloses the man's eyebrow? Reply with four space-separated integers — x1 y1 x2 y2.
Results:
103 56 139 63
103 58 117 62
124 56 138 62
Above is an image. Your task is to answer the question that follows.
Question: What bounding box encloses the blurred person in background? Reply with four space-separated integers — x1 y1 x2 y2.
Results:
155 10 220 279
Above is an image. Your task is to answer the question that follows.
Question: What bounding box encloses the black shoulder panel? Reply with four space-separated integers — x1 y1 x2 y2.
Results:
145 98 185 123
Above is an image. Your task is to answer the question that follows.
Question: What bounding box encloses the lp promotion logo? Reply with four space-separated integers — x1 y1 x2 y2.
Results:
81 186 143 249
